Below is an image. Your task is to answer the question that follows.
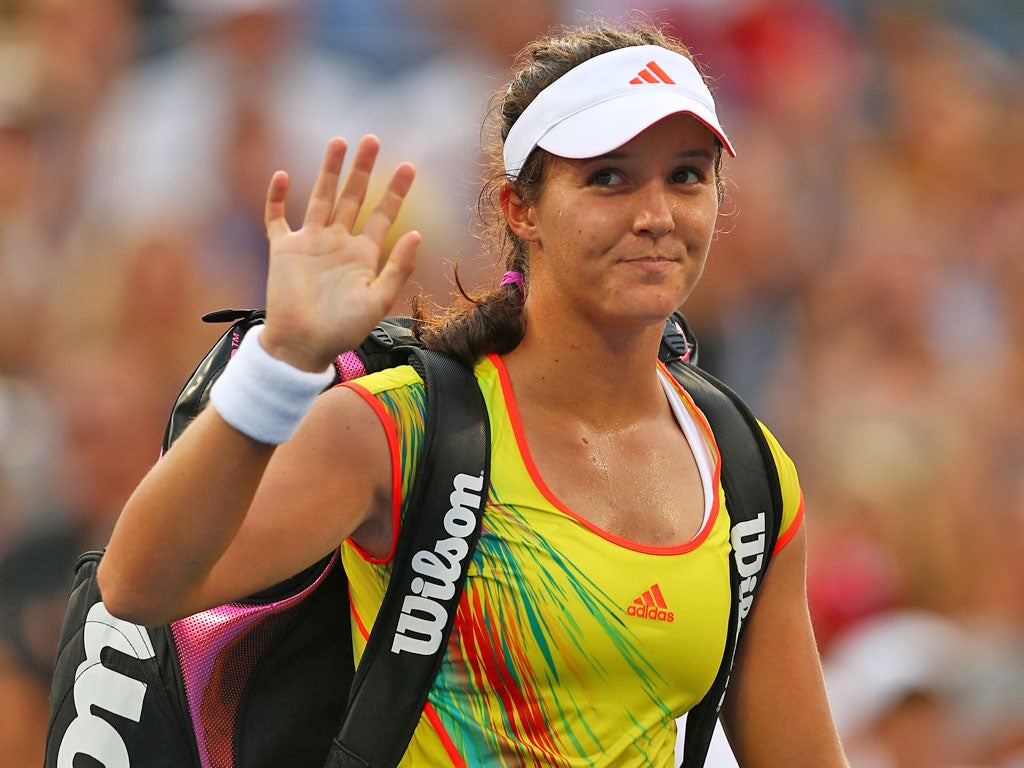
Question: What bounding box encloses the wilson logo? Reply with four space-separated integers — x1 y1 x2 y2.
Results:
391 471 485 656
627 583 675 622
711 511 770 711
57 602 156 766
732 512 767 622
629 60 675 85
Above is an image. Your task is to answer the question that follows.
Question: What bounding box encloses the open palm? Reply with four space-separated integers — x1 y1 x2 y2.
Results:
259 135 420 372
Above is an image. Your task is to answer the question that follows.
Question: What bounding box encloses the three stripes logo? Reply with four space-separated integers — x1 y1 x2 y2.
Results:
627 583 675 622
629 61 676 85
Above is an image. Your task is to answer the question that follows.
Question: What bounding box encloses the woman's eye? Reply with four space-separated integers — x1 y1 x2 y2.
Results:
673 167 702 185
589 169 623 186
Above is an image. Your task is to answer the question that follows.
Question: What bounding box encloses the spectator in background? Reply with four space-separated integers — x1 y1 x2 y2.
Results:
78 0 381 309
0 0 136 377
786 7 1024 621
0 36 48 377
0 7 229 764
824 610 973 768
306 0 443 76
824 609 1024 767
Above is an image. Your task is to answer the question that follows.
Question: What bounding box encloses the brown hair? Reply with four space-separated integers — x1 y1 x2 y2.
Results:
413 20 723 365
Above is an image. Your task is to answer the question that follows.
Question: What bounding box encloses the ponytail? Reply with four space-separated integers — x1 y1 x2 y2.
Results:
413 258 528 368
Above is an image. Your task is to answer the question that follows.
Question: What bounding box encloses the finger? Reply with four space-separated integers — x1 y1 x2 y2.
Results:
358 162 417 246
331 135 381 231
303 137 348 228
265 170 291 240
373 230 421 299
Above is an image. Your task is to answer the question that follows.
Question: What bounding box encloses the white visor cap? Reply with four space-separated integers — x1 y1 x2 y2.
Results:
503 45 735 179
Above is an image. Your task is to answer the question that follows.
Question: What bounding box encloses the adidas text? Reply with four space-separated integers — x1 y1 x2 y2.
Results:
391 471 485 656
626 604 676 622
57 602 156 766
731 512 767 621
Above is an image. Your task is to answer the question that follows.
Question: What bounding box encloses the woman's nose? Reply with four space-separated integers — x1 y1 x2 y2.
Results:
632 182 675 239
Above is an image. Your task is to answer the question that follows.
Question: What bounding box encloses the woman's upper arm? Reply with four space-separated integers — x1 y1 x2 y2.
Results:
181 383 394 614
719 522 849 767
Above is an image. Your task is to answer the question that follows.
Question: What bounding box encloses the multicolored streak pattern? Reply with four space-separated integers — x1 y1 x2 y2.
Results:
341 356 804 766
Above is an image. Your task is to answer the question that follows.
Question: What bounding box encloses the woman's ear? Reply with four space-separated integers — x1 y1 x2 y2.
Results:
500 182 538 242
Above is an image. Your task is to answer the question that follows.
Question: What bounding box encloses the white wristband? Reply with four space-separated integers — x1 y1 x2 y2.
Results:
209 325 336 444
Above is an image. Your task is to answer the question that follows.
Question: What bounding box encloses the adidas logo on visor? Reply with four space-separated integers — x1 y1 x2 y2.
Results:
630 61 676 85
501 45 736 180
627 583 676 622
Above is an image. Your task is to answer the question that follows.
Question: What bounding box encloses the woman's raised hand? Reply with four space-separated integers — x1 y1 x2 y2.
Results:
260 135 420 371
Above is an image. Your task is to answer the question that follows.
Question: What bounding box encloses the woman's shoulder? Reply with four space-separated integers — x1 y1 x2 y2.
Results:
343 363 423 396
755 422 798 487
755 421 805 553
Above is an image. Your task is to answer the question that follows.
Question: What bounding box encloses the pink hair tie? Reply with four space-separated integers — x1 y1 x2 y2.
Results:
500 270 525 296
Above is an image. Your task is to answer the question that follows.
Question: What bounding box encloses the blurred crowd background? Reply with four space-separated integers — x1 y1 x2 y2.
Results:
0 0 1021 765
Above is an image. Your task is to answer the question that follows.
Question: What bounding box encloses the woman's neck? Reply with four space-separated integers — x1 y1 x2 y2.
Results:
499 312 670 429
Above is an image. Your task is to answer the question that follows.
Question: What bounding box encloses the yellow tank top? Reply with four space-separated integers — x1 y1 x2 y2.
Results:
341 354 803 767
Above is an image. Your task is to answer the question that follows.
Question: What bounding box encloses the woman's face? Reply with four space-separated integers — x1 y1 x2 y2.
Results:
515 113 721 331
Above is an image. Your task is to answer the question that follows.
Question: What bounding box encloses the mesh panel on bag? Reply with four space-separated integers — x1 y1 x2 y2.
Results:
170 555 338 768
336 351 367 382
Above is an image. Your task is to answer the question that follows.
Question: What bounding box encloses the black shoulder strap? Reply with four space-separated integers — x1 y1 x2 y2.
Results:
659 313 783 768
325 348 490 768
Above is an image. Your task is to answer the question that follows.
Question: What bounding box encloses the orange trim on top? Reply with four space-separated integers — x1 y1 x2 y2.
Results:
488 353 718 556
341 381 402 564
773 489 804 555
